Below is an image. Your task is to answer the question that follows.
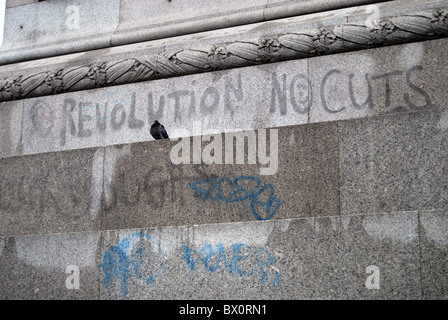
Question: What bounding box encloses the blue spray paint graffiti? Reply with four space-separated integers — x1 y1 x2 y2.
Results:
98 232 165 296
188 176 280 220
182 242 281 287
99 233 281 295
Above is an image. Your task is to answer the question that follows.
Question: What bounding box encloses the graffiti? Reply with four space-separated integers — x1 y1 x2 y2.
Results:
0 162 90 216
182 242 281 287
30 100 55 138
28 74 243 148
98 232 165 296
270 71 310 115
98 233 280 296
319 64 432 114
188 176 280 221
104 164 209 211
269 64 433 116
26 64 434 153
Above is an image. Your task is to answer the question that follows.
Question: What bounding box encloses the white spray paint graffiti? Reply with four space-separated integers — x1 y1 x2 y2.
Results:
104 144 131 206
90 148 104 220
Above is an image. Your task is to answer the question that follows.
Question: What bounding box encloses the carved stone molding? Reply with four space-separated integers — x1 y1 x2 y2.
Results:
0 8 447 103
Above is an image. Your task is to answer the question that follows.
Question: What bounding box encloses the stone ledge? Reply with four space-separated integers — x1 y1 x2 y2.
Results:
1 106 446 237
0 0 383 65
0 4 447 103
0 38 445 159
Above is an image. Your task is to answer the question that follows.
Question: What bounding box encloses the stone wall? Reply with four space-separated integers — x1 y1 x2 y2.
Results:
0 0 447 300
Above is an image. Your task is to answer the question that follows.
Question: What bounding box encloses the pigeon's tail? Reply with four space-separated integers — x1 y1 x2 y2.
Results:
161 126 169 139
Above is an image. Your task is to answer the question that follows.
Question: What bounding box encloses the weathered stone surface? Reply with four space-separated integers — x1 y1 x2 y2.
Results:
347 0 448 24
285 211 421 299
0 213 427 299
309 38 448 123
0 147 103 236
98 211 420 299
0 232 100 299
264 0 382 21
13 100 448 235
419 209 448 299
1 0 120 56
217 123 340 223
102 140 225 230
0 0 354 78
1 0 447 303
2 0 402 64
117 0 265 32
0 101 22 158
339 107 448 216
6 0 35 8
102 121 340 231
274 123 340 218
10 38 444 158
22 89 109 155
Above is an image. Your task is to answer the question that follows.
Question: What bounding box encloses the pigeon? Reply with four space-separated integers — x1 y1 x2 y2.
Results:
150 120 169 140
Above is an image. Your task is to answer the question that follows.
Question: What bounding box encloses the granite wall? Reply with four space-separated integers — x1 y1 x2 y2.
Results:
0 36 447 299
0 0 447 300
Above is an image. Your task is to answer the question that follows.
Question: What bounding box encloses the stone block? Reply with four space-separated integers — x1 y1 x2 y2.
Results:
0 100 22 158
215 122 340 224
0 147 104 236
97 222 293 299
117 0 266 30
339 108 448 215
102 140 225 230
0 232 100 299
97 211 421 299
288 211 421 299
2 0 120 52
102 119 340 230
419 209 448 299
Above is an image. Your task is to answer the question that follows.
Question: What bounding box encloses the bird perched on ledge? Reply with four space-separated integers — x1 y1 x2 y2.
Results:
150 120 169 140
